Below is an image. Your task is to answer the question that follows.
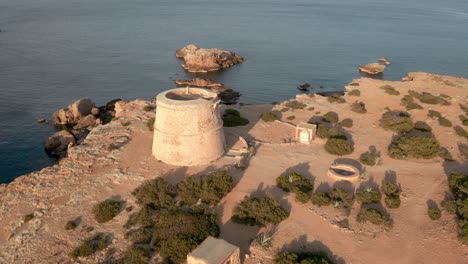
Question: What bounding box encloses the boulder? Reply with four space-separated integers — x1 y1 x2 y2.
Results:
74 115 96 129
175 44 244 73
359 63 386 75
378 57 391 65
174 78 222 87
297 83 311 91
44 130 76 157
53 98 95 125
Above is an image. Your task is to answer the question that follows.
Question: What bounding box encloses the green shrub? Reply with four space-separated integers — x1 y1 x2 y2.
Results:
438 117 452 127
295 191 310 203
458 199 468 219
125 204 158 228
65 219 78 230
261 112 278 122
379 111 413 133
350 101 367 114
146 118 155 131
460 115 468 126
286 115 295 121
441 199 457 214
177 171 233 206
125 228 152 244
277 172 313 194
411 90 450 105
71 233 111 258
448 172 468 196
325 136 354 156
340 118 353 128
388 132 440 159
356 208 392 226
222 109 249 127
428 207 441 220
116 246 151 264
348 89 361 96
143 105 154 112
380 85 400 95
360 151 380 166
285 100 307 110
280 107 289 112
356 189 381 204
401 95 423 110
406 101 423 110
274 251 334 264
24 213 34 223
232 196 289 226
311 192 332 207
459 220 468 244
132 178 176 209
460 144 468 159
438 147 454 162
460 104 468 116
329 188 355 208
316 124 343 139
413 121 432 132
307 107 315 111
327 94 346 104
428 110 442 119
323 112 339 123
92 199 123 223
454 126 468 139
152 210 219 263
381 180 401 209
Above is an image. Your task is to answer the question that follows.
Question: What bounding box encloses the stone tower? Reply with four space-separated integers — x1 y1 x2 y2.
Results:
152 87 226 166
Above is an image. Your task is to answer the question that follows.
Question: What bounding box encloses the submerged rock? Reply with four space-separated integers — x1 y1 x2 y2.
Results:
359 63 386 75
175 44 244 73
297 83 311 91
44 130 76 157
378 57 391 65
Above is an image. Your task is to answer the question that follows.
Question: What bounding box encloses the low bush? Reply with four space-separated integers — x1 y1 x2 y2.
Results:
460 104 468 116
381 180 401 209
286 115 295 121
232 196 289 226
360 150 380 166
428 207 441 220
132 178 176 209
277 172 313 203
356 189 381 204
454 126 468 140
65 219 78 230
445 172 468 244
441 199 457 214
348 89 360 96
285 100 307 110
116 246 151 264
153 210 219 264
340 118 353 128
406 101 423 110
274 251 334 264
356 208 392 226
261 112 278 122
413 121 432 132
280 107 289 112
323 112 339 123
24 213 34 223
401 95 423 110
327 94 346 104
143 105 154 112
177 171 233 206
125 204 158 228
427 110 442 119
311 192 332 207
71 233 111 258
350 101 367 114
460 115 468 126
460 144 468 159
146 118 155 131
316 124 343 139
438 147 454 162
125 228 153 244
380 85 400 95
325 136 354 156
410 90 450 105
379 111 413 133
438 117 452 127
388 132 440 159
92 199 123 223
329 188 355 208
222 109 249 127
295 191 310 203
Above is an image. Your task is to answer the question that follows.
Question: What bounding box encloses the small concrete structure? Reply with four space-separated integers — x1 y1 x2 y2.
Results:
187 237 240 264
327 163 360 182
152 88 226 166
295 123 317 144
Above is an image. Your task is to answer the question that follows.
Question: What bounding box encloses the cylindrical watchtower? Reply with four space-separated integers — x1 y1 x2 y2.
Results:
152 88 226 166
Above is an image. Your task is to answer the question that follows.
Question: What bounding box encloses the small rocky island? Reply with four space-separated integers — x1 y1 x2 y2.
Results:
175 44 244 72
0 72 467 264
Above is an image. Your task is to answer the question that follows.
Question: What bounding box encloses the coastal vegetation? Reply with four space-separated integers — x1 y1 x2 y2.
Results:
445 172 468 244
71 233 111 258
428 206 442 220
381 180 401 209
285 100 307 110
274 251 334 264
325 136 354 156
323 112 339 123
350 101 367 114
356 188 382 204
146 117 155 131
232 196 289 226
92 199 123 223
356 208 392 227
360 150 381 166
276 172 313 203
380 85 400 96
177 171 233 205
348 89 360 96
379 110 413 133
327 94 346 104
388 131 440 159
222 109 249 127
340 118 353 128
261 112 278 122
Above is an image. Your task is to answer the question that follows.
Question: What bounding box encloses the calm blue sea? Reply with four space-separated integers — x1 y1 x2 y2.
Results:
0 0 467 183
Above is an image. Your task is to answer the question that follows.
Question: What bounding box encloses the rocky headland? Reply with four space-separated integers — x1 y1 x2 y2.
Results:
0 72 467 263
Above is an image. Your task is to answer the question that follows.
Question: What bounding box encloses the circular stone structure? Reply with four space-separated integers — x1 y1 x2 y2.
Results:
152 87 226 166
327 164 360 182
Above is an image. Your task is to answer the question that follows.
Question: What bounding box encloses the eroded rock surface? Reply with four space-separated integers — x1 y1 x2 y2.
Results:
359 62 386 75
175 44 244 72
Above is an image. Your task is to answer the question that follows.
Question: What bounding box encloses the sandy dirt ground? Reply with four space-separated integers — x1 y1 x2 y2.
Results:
0 72 467 263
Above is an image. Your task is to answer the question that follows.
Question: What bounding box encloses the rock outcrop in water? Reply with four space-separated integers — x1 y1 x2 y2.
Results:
53 98 95 125
175 44 244 72
359 62 386 75
174 78 240 104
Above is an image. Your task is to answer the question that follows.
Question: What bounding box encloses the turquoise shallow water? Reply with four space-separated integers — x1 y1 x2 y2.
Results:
0 0 467 183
